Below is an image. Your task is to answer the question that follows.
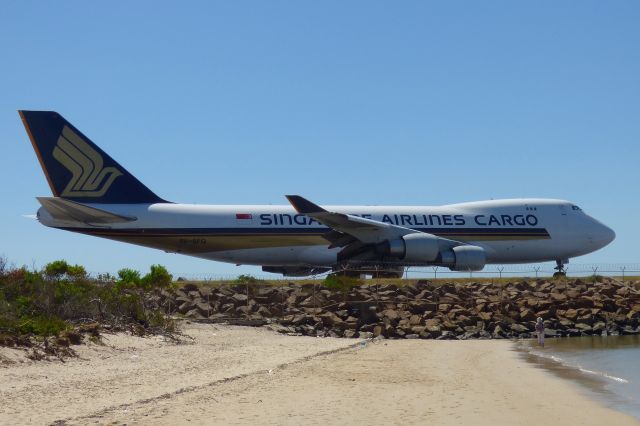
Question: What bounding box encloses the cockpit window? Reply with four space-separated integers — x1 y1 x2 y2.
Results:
571 205 582 211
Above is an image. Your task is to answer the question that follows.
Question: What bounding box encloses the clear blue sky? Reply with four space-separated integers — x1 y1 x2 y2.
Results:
1 1 638 277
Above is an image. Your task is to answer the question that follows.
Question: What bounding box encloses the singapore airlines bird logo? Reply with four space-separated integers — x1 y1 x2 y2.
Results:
52 126 122 197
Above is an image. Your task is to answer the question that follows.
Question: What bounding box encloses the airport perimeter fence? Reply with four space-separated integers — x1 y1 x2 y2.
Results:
167 263 640 283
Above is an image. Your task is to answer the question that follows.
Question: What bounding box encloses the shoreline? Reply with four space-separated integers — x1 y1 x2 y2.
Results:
516 336 640 420
1 324 637 425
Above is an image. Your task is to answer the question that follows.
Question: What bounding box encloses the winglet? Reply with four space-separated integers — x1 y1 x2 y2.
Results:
285 195 326 214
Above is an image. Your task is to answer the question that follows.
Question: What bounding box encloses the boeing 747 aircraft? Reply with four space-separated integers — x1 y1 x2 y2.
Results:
20 111 615 277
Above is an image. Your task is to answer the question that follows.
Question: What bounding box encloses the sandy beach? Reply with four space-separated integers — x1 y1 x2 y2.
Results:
0 323 636 425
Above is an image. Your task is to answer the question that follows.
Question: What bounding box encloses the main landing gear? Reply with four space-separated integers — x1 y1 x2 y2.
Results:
553 259 567 278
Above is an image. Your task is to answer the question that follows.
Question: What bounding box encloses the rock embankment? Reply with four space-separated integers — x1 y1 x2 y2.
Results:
153 279 640 340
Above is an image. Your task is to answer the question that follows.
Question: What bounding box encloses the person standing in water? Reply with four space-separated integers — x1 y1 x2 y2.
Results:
535 317 545 347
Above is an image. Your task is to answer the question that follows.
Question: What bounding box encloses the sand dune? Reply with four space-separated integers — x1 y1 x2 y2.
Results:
0 323 636 425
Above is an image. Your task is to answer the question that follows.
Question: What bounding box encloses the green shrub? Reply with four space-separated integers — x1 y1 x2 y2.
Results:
0 260 176 343
323 274 361 293
19 315 69 336
141 264 172 289
116 268 142 291
235 274 260 284
44 260 87 280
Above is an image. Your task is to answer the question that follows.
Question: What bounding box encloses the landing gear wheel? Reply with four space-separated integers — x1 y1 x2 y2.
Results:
553 259 567 278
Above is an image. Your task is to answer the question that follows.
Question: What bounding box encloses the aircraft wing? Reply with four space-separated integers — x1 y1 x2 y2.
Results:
37 197 137 225
286 195 418 246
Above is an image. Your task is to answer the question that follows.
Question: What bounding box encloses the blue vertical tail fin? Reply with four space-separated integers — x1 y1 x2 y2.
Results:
20 111 167 204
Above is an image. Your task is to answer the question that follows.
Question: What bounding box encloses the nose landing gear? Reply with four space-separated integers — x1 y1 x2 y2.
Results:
553 259 567 278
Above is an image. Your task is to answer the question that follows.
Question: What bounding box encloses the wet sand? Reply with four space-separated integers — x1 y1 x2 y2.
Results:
518 336 640 419
1 324 637 425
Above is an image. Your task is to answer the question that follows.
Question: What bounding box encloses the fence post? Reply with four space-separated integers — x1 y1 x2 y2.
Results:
621 266 626 283
534 266 541 279
592 266 598 280
497 266 504 279
432 266 439 280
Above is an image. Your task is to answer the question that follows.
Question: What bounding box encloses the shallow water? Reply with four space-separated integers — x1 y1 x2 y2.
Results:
519 335 640 419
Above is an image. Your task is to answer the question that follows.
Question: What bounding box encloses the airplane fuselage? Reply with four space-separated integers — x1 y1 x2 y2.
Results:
37 198 615 269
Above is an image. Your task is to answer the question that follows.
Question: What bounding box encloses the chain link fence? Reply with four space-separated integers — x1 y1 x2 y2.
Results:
161 263 640 282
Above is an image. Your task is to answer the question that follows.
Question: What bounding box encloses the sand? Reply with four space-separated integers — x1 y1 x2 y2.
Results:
0 323 636 425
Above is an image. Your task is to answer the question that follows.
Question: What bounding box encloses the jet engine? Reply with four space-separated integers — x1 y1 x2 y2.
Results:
379 233 486 271
440 245 486 271
382 233 441 263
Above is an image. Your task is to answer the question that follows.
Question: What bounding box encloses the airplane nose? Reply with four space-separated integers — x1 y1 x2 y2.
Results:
594 224 616 248
603 225 616 245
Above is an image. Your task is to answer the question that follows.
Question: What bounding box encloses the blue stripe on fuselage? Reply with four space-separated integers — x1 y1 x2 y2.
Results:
58 226 550 237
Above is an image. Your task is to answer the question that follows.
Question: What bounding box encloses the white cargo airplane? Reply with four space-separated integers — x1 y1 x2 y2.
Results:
20 111 616 277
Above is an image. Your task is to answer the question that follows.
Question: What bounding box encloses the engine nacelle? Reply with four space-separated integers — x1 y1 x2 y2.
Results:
440 245 486 271
381 234 486 270
384 233 441 263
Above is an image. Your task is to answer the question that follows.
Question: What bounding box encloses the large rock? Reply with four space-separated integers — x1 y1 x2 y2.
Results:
235 305 251 316
425 318 441 333
436 331 458 340
344 330 357 338
185 309 206 320
575 323 593 332
286 293 305 306
519 309 536 322
438 304 451 312
181 283 199 292
256 306 272 317
195 302 212 317
175 293 191 305
199 287 215 299
478 311 493 321
410 325 426 335
550 292 567 302
221 303 235 314
510 323 529 333
300 293 328 308
382 309 399 321
564 309 578 321
616 287 631 297
319 312 343 326
558 318 574 328
178 301 195 315
232 293 248 304
492 324 506 338
373 325 383 337
409 315 422 326
573 297 595 309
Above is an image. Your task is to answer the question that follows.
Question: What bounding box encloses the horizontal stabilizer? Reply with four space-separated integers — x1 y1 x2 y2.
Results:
37 197 137 224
